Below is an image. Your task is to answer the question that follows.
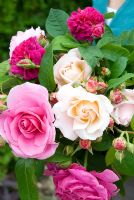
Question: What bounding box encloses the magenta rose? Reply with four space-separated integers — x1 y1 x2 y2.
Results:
67 7 104 41
45 163 119 200
0 82 58 159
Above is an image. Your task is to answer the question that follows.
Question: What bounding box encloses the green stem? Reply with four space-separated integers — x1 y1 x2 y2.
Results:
84 150 88 168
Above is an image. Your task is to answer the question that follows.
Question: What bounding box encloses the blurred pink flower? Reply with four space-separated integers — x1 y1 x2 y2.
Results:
0 82 58 159
67 7 104 41
45 163 119 200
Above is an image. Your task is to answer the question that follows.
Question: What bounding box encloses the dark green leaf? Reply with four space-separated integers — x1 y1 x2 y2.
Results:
113 151 134 176
34 160 45 179
105 147 115 166
46 8 69 37
108 73 134 90
101 44 129 61
39 44 56 92
104 12 115 19
130 115 134 131
15 159 39 200
92 133 114 151
109 57 128 78
46 151 71 163
79 46 103 68
1 77 24 93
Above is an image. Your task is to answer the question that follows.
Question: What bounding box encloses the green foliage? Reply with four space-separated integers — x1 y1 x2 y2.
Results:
15 159 39 200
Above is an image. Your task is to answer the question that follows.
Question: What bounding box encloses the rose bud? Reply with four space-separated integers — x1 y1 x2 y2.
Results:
113 137 127 151
17 58 40 69
97 81 108 94
64 145 74 156
50 92 58 105
101 67 111 76
86 77 98 93
115 151 124 163
110 89 124 104
79 139 91 149
38 34 49 47
127 143 134 154
108 118 114 129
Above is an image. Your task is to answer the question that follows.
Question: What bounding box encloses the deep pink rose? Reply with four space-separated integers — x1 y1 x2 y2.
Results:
45 163 119 200
10 37 45 80
67 7 104 41
0 82 58 159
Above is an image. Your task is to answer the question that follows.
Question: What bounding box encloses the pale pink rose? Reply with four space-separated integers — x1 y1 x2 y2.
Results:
45 163 119 200
54 48 92 87
0 82 58 159
9 27 45 58
53 84 113 141
112 89 134 126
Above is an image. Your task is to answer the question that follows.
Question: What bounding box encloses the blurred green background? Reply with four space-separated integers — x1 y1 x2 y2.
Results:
0 0 92 61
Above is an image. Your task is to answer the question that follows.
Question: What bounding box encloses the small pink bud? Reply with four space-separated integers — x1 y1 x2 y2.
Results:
108 118 114 129
79 139 91 149
50 92 58 105
86 77 98 93
113 137 127 151
101 67 111 76
110 89 124 104
97 82 108 93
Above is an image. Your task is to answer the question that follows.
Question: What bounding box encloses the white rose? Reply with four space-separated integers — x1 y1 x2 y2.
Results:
54 48 92 87
53 84 113 141
112 89 134 126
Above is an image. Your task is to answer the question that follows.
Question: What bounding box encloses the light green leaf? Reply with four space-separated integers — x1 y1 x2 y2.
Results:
39 44 56 92
104 12 115 19
109 57 128 78
15 159 39 200
79 46 103 68
108 73 134 90
130 115 134 131
46 8 69 37
97 36 115 48
105 147 115 166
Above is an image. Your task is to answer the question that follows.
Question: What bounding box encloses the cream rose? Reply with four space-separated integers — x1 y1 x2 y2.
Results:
53 84 113 140
112 89 134 126
54 48 92 87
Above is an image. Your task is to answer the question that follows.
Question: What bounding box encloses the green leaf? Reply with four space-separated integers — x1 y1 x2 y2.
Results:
79 46 103 68
108 73 134 90
39 44 56 92
46 151 71 163
104 12 115 19
15 159 39 200
1 77 24 93
52 35 81 51
130 115 134 131
105 147 115 166
0 60 10 84
109 57 128 78
34 160 45 179
97 36 115 48
92 133 114 152
113 151 134 176
119 29 134 45
46 8 69 37
101 44 129 61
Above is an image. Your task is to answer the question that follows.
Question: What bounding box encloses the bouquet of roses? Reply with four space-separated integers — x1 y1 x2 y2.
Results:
0 6 134 200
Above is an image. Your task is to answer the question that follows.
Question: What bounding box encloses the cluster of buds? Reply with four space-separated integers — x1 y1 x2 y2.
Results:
0 94 7 112
110 89 124 104
101 67 111 77
85 77 107 94
79 139 91 150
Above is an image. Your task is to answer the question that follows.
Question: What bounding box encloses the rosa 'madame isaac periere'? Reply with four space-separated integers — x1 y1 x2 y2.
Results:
112 89 134 126
53 48 92 87
53 84 113 141
0 82 58 159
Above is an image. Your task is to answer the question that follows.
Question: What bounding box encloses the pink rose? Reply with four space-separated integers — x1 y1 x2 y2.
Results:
45 163 119 200
112 89 134 126
92 23 104 38
0 82 58 159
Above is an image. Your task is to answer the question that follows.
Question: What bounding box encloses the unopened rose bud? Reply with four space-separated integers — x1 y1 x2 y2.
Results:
110 89 124 104
0 136 6 147
38 34 49 47
86 77 98 93
113 137 127 151
101 67 111 76
79 139 91 149
108 118 114 129
17 59 40 69
97 82 108 94
119 83 126 90
127 143 134 154
50 92 58 105
115 151 124 163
